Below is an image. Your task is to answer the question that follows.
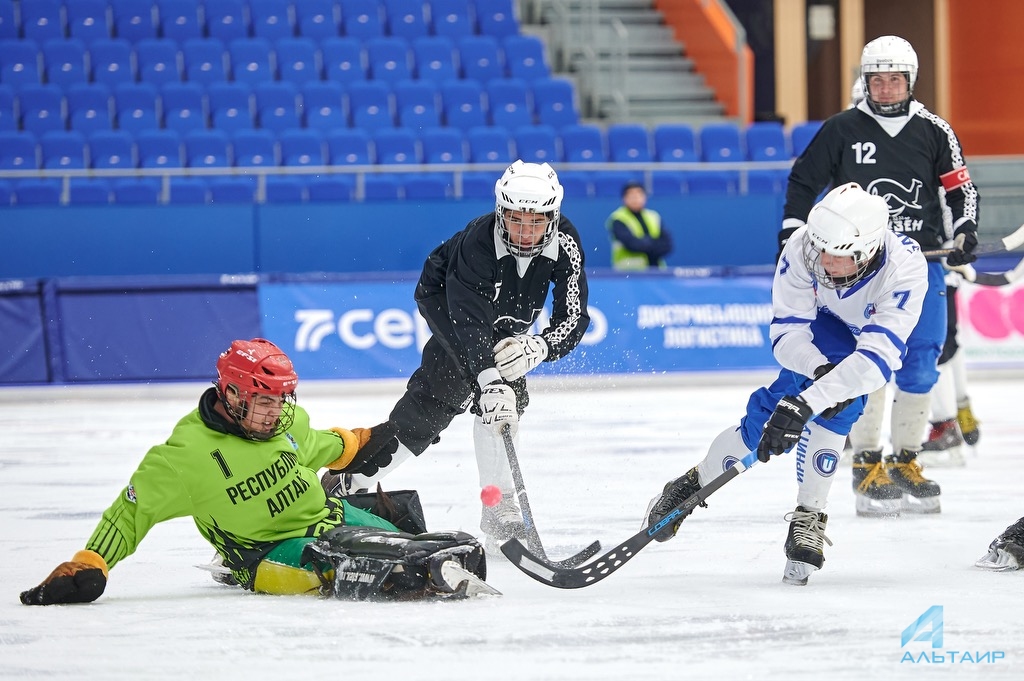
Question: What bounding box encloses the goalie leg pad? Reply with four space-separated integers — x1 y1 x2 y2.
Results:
341 486 428 535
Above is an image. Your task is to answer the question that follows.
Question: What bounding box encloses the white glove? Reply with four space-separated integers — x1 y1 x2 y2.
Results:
477 382 518 436
493 335 549 381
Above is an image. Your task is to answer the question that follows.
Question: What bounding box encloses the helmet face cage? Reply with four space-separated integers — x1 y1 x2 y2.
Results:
494 160 564 258
861 35 918 115
802 234 880 290
802 183 888 289
216 339 298 441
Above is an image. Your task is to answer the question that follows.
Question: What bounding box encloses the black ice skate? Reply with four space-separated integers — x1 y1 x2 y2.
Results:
957 401 981 446
644 467 705 542
851 450 902 517
919 418 965 468
886 449 941 514
975 517 1024 572
782 506 832 586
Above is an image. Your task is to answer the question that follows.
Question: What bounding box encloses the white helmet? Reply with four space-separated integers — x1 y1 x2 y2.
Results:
860 35 918 115
494 160 564 257
803 182 889 289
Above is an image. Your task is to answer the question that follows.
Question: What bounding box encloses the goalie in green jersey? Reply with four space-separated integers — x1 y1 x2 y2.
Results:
20 338 490 604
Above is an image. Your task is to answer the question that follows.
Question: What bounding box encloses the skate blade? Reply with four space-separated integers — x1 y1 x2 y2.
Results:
782 560 818 586
974 549 1021 572
439 560 502 597
854 495 901 518
918 448 966 468
901 494 941 514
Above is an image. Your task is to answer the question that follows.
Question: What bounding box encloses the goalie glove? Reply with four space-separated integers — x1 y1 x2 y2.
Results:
493 334 549 381
477 381 518 437
21 550 108 606
813 363 855 420
326 421 399 477
757 395 814 463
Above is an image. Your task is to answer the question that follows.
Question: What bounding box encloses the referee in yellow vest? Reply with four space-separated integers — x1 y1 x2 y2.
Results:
606 182 673 270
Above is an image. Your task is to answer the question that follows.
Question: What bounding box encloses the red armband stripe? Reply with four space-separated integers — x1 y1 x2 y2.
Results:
940 167 971 192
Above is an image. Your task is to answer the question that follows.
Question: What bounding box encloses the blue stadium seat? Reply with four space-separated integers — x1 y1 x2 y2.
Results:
653 123 697 162
790 120 823 157
745 121 788 161
746 168 789 194
0 84 14 131
67 83 113 133
467 125 511 163
486 78 531 128
276 38 321 85
651 171 685 196
592 171 642 198
348 80 393 130
559 124 605 162
296 0 339 40
136 39 182 86
459 172 492 198
441 78 485 130
41 130 87 169
250 0 295 40
279 128 325 165
229 38 274 85
168 177 208 203
514 125 558 164
184 128 230 166
531 77 577 129
0 1 17 40
307 175 355 201
476 0 519 39
15 179 62 205
157 0 202 42
363 173 401 200
367 36 412 83
394 79 439 129
255 81 299 132
112 177 161 203
67 0 111 44
302 81 346 132
18 84 65 136
412 36 456 83
459 35 502 83
558 171 591 199
607 124 651 162
0 39 41 86
161 81 206 133
89 39 135 87
420 126 465 164
430 0 473 39
42 39 88 88
403 173 449 199
21 0 64 43
69 179 112 204
503 35 550 82
209 176 254 202
136 129 183 167
327 128 372 164
208 81 253 131
205 0 248 42
340 0 384 39
385 0 428 40
114 82 160 132
232 128 276 165
182 38 227 86
0 179 11 205
265 175 306 202
321 37 366 83
686 170 739 195
111 0 158 42
373 127 418 164
700 122 743 162
89 129 135 168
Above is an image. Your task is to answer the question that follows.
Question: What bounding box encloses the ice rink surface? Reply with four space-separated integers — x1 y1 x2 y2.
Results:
2 373 1022 680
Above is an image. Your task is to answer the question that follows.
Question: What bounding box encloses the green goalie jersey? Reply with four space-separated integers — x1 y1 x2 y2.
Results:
86 388 354 581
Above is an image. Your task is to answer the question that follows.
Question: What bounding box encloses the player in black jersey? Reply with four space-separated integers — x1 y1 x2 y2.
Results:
324 160 591 546
778 35 980 517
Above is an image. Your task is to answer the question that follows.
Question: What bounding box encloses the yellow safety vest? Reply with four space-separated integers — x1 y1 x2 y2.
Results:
607 206 665 270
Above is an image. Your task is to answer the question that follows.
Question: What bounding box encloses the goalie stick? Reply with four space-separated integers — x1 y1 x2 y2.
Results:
500 452 758 589
500 424 602 569
923 222 1024 260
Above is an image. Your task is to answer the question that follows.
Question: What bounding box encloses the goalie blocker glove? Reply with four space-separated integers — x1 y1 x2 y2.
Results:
21 550 108 605
757 395 814 462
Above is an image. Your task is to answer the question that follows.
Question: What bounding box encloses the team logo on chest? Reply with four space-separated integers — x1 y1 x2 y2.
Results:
864 302 877 320
867 177 923 216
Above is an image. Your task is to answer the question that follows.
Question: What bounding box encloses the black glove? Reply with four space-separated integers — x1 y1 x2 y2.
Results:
21 550 108 605
776 226 798 263
812 363 855 420
757 395 814 463
330 421 399 477
946 228 978 267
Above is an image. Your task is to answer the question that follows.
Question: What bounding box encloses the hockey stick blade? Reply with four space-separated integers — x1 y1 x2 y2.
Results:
500 455 755 589
924 222 1024 260
958 256 1024 287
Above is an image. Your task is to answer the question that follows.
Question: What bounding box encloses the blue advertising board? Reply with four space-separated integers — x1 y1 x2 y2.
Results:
259 274 777 379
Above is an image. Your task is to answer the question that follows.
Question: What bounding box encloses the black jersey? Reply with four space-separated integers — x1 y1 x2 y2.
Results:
415 212 590 377
784 100 979 250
